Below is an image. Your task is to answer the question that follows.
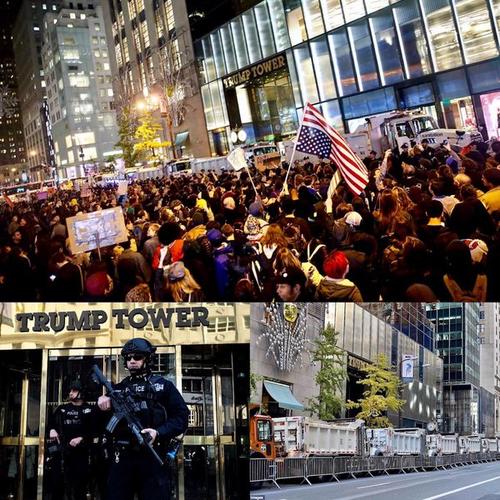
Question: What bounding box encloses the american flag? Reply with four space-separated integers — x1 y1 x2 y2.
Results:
295 102 369 195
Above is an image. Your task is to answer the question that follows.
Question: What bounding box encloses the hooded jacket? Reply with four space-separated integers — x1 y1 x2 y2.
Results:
315 277 363 302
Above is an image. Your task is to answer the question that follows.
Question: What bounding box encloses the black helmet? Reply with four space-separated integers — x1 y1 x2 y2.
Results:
68 380 83 400
121 338 156 371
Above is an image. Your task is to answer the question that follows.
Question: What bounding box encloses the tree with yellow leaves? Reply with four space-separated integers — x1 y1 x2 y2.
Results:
134 111 171 160
346 353 405 428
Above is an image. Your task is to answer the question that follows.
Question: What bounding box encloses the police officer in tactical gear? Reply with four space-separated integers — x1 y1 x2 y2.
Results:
98 338 189 500
49 380 94 500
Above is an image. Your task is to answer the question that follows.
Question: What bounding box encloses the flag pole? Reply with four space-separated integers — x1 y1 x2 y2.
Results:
281 103 308 196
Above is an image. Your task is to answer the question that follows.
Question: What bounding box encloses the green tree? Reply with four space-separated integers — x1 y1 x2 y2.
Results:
307 324 346 421
346 353 405 428
134 111 171 160
115 104 138 169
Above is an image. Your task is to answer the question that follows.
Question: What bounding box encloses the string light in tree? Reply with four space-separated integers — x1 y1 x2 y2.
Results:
258 303 308 372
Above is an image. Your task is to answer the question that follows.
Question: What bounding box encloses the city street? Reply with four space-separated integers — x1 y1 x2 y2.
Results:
255 461 500 500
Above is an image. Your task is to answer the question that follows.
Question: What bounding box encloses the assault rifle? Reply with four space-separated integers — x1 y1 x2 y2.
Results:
91 364 164 466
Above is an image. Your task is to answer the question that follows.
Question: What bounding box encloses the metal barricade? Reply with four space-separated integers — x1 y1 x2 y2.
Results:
275 457 309 484
306 457 336 481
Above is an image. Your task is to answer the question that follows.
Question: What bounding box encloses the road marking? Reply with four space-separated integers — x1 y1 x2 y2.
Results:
357 481 391 489
422 475 500 500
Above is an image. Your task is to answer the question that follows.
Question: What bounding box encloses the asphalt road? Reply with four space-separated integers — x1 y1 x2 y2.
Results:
252 461 500 500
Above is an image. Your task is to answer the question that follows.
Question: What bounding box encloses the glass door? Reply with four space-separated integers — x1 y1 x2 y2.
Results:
0 350 41 500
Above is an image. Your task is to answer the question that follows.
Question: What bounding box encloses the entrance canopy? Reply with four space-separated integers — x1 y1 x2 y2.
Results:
175 131 189 146
264 380 304 411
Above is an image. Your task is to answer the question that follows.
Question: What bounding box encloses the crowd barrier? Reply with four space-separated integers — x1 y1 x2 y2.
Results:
250 452 500 488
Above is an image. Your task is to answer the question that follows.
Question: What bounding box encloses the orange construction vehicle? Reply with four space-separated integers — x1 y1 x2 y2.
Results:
250 414 276 460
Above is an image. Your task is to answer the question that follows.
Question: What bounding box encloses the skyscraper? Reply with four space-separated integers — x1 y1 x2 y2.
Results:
426 303 481 435
12 1 63 178
0 0 27 183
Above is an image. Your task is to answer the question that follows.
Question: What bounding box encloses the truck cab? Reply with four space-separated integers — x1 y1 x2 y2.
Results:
250 414 276 460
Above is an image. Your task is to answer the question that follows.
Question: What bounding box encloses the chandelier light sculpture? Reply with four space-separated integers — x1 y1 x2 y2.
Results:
260 303 308 372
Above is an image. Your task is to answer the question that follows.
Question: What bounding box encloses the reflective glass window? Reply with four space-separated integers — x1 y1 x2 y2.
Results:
369 13 404 85
320 0 344 30
194 40 208 85
286 50 303 107
201 84 215 129
293 44 319 103
467 59 500 93
230 18 249 68
328 28 357 96
347 20 380 91
342 87 397 119
342 0 365 22
242 11 262 63
209 80 229 128
254 3 276 58
220 25 237 74
436 69 469 100
393 0 432 78
210 32 226 79
366 0 390 13
284 0 307 45
454 0 498 64
202 37 216 82
493 0 500 36
420 0 462 71
310 37 337 100
302 0 325 38
319 99 343 131
400 82 435 108
267 0 291 51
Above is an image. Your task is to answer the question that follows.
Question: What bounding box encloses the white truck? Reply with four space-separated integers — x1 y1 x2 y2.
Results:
481 438 499 453
346 110 483 157
426 434 459 456
459 436 482 454
366 428 426 456
272 417 366 457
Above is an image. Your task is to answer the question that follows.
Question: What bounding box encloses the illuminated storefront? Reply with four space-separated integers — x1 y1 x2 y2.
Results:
0 303 250 500
195 0 500 152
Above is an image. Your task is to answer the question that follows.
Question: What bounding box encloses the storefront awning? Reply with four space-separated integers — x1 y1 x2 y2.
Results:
175 131 189 147
263 380 304 411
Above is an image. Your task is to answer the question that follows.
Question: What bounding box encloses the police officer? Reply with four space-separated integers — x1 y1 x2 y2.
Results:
97 338 189 500
49 380 93 500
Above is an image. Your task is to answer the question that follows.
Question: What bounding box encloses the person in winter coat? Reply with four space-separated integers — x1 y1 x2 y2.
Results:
315 250 363 301
207 229 234 300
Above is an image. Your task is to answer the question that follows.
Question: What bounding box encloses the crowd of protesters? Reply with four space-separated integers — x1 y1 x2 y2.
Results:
1 137 499 302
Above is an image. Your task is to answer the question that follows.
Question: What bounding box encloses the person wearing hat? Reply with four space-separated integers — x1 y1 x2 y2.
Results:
275 266 311 301
98 338 189 500
162 261 204 302
480 167 500 214
49 380 94 500
315 250 363 301
419 138 435 162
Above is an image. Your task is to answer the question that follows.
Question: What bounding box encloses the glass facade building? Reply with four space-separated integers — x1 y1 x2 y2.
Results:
426 303 482 434
194 0 500 154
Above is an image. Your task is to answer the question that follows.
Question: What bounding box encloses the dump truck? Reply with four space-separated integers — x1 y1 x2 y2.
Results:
426 434 459 456
272 417 366 457
346 110 483 157
366 428 426 456
481 438 499 453
459 435 482 453
249 414 276 460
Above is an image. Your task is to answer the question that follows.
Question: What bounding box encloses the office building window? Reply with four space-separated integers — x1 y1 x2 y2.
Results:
267 0 290 51
302 0 325 38
319 0 344 30
254 3 276 58
286 50 303 107
201 37 216 83
284 0 307 45
369 13 404 85
328 28 357 96
366 0 390 12
454 0 498 64
420 0 462 71
347 20 380 91
210 32 226 79
242 11 262 63
230 18 249 68
293 44 319 104
310 37 337 101
319 99 343 131
493 0 500 35
393 0 431 78
342 87 397 119
342 0 365 22
220 25 237 73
